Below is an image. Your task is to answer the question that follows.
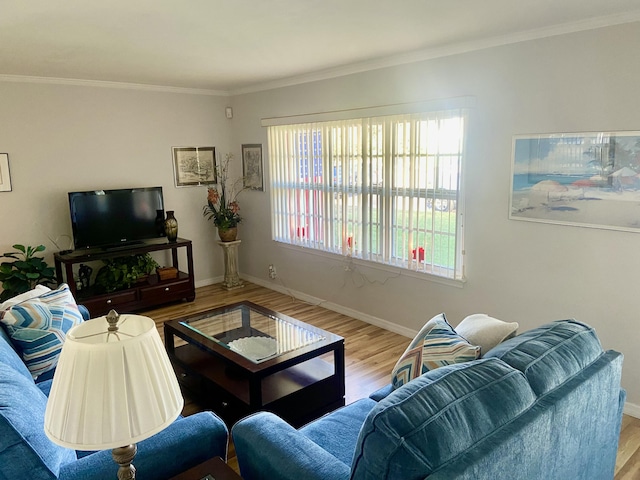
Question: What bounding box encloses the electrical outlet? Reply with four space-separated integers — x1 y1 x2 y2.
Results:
268 264 277 279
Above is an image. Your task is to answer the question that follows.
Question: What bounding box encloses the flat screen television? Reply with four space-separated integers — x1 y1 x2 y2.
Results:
68 187 165 250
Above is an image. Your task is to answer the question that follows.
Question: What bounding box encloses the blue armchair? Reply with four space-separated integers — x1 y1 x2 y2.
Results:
0 308 229 480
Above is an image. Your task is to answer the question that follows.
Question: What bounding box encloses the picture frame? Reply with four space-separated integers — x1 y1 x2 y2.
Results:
172 147 216 187
0 153 11 192
510 131 640 233
242 144 264 191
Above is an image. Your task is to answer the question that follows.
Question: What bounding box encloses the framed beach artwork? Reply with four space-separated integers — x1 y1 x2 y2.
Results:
172 146 216 187
510 131 640 232
242 144 264 191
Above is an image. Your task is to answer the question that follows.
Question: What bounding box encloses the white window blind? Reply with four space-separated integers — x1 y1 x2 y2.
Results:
268 109 467 280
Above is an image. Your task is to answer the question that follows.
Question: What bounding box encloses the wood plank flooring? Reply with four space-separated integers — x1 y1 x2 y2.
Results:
140 282 640 479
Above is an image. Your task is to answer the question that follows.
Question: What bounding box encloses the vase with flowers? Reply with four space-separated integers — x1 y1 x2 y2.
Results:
203 153 244 241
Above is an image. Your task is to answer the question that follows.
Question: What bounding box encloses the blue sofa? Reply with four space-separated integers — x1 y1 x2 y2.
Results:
232 319 625 480
0 313 229 480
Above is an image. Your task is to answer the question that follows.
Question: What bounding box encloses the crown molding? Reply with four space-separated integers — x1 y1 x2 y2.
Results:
1 11 639 97
0 74 229 96
230 10 640 96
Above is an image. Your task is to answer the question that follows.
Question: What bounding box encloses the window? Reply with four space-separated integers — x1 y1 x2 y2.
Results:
268 108 467 281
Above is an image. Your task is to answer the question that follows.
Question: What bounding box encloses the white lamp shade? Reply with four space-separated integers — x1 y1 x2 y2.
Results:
44 314 184 450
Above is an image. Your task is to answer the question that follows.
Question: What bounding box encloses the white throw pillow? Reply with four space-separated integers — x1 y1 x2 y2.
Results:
455 313 519 356
0 285 52 311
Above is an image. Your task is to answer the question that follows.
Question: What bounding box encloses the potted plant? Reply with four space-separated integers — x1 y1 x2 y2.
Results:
0 244 57 302
203 152 245 241
94 253 159 293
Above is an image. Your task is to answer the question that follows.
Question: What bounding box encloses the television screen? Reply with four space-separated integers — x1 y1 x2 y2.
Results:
68 187 165 250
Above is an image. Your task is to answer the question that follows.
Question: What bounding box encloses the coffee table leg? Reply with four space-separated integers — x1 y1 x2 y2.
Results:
249 377 262 408
336 343 345 397
165 326 175 353
241 307 250 329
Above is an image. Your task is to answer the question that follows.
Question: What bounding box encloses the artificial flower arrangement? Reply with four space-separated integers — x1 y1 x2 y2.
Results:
203 153 244 229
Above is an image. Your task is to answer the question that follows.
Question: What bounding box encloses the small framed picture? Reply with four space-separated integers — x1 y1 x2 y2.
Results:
0 153 11 192
242 144 264 191
172 147 216 187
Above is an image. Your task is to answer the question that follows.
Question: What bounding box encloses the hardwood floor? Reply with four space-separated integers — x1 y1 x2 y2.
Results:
616 415 640 479
140 282 640 479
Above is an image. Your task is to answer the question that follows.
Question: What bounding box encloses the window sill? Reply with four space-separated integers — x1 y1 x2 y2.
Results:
273 241 465 289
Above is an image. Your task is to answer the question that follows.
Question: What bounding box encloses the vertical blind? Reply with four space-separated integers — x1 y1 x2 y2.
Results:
268 109 467 280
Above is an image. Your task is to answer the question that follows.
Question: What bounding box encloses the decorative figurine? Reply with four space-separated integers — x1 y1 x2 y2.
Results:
78 264 93 289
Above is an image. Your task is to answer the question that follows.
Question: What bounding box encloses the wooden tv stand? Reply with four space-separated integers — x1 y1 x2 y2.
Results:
54 238 195 317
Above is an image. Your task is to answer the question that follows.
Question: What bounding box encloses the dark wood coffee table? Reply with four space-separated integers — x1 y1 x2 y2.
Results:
164 301 345 427
169 457 241 480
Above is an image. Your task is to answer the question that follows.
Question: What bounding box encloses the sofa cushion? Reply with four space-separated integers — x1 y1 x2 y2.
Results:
0 326 35 382
351 358 536 480
0 363 76 479
484 319 604 396
455 313 519 355
300 398 376 466
0 284 83 379
391 313 480 389
36 379 53 397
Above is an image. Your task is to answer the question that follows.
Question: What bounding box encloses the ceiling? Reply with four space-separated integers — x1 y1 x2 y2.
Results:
1 0 640 95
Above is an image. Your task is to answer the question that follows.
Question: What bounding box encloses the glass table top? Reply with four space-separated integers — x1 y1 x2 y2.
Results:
180 302 326 363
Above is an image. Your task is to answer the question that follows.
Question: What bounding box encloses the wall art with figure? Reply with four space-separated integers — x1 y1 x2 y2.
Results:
510 131 640 232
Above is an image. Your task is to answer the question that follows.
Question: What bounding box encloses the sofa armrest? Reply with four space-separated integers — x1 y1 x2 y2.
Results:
77 304 90 320
59 411 228 480
368 384 393 401
232 412 350 480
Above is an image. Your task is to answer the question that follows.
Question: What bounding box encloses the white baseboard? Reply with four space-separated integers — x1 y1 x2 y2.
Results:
195 276 223 288
624 402 640 419
242 274 416 339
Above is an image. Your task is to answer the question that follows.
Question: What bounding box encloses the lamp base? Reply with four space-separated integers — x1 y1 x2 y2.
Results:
112 444 137 480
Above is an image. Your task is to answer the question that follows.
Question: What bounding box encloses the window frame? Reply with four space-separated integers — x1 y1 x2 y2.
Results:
264 99 471 283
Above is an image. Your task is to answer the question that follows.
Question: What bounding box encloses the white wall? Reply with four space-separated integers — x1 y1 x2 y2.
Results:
0 81 232 286
1 22 637 412
231 22 640 410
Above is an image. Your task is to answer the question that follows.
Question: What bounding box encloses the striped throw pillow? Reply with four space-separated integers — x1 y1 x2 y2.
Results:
0 284 83 379
391 313 481 389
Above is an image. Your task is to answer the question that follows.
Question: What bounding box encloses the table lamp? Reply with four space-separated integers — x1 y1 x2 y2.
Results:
44 310 184 480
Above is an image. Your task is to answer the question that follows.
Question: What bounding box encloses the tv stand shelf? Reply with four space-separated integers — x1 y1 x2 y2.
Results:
54 238 195 317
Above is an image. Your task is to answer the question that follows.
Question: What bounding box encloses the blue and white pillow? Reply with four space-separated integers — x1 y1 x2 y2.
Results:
391 313 481 389
0 284 83 378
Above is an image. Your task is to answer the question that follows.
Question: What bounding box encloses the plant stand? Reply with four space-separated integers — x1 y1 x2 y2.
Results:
217 240 244 290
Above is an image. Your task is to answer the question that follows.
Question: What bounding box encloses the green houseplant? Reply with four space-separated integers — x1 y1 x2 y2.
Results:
203 152 245 241
95 253 159 293
0 244 57 302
